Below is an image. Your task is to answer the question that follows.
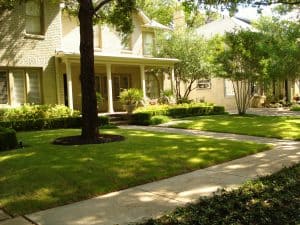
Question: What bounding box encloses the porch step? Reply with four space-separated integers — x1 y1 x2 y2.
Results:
107 113 130 125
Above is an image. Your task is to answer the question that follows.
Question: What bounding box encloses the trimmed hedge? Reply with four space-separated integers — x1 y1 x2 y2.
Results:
131 104 225 125
0 116 109 131
130 112 152 126
0 127 18 151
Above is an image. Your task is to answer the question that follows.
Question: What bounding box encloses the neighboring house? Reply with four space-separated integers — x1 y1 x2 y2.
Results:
0 1 178 112
193 16 300 107
183 16 255 110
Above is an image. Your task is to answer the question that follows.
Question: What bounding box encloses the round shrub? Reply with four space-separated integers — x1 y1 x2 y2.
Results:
0 127 18 151
150 115 170 125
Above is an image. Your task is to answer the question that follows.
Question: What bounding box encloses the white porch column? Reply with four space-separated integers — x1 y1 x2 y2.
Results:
140 65 147 99
65 61 74 110
171 66 175 94
106 63 114 113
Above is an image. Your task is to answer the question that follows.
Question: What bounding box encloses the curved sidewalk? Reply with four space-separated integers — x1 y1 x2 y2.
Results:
4 126 299 225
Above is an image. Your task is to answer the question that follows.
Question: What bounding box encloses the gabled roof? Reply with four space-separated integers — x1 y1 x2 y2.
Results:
196 16 254 38
137 10 172 31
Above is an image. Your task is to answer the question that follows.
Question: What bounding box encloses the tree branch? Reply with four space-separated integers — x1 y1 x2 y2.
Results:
94 0 113 13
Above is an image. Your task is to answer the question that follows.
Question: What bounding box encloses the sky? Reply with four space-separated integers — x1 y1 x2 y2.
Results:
221 5 299 21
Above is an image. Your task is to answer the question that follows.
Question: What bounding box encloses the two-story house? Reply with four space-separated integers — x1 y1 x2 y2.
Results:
0 1 178 113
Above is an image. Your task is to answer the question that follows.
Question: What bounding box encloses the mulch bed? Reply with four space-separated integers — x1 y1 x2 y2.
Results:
53 134 125 145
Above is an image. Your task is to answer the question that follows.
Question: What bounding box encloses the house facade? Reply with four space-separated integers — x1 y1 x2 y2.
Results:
193 16 300 107
0 1 178 113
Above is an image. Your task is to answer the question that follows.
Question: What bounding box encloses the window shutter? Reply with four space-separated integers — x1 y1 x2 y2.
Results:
13 71 26 105
27 70 41 104
0 71 8 104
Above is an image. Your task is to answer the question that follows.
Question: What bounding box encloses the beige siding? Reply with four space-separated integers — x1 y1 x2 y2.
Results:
187 78 236 110
0 2 62 106
61 13 145 56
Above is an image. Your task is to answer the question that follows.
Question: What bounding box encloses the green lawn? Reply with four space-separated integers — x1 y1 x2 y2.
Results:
170 115 300 140
0 128 269 215
136 163 300 225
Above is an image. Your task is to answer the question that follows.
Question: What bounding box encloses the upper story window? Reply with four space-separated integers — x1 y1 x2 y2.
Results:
25 0 44 35
143 32 154 56
122 36 132 51
93 25 102 49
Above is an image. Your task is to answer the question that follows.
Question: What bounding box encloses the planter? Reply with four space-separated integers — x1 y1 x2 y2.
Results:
123 104 136 114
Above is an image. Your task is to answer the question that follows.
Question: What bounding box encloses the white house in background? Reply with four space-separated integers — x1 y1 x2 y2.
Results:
193 16 300 107
0 1 178 112
180 16 254 110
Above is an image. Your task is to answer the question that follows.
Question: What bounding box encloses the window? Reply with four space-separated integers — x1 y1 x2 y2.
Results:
12 70 26 105
146 73 160 98
93 25 102 49
0 69 42 106
27 70 41 104
26 0 43 35
121 36 132 51
143 32 154 56
197 79 211 89
0 71 8 104
224 79 235 96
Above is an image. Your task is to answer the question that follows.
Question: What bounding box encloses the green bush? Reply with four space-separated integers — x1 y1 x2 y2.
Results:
1 104 80 121
130 112 152 125
150 116 170 125
0 116 109 131
290 105 300 111
132 103 226 126
119 88 143 105
212 105 226 114
0 127 18 151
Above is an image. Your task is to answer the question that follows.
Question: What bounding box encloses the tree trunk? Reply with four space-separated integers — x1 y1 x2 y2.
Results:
78 0 99 142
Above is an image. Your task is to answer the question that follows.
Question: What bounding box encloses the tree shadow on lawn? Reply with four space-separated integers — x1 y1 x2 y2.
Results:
0 129 269 216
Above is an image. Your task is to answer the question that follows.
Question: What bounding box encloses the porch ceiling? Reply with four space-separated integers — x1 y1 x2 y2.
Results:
55 51 179 67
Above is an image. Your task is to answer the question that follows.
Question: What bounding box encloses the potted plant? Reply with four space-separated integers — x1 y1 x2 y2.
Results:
119 88 143 114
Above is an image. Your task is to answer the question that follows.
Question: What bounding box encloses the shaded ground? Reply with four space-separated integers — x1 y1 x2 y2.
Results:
0 128 268 215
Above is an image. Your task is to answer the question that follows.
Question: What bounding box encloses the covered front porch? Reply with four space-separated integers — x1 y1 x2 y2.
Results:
55 52 178 113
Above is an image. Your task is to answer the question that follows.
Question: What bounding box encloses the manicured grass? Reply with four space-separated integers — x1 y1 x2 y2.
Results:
0 129 269 215
170 115 300 140
136 163 300 225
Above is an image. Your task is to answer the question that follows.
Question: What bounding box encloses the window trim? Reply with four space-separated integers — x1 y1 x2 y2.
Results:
197 79 211 90
142 31 155 56
25 0 45 36
0 68 42 106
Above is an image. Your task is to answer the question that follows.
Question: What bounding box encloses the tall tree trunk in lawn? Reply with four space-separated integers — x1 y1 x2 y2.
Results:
79 0 99 142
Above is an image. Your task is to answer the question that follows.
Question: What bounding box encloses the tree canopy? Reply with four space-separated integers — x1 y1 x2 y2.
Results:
156 30 221 101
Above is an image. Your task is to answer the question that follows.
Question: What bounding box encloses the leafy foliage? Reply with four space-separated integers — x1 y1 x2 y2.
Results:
136 163 300 225
156 30 222 100
119 88 143 105
0 104 80 121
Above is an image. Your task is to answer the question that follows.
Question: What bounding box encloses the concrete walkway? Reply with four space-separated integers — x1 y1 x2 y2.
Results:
2 126 300 225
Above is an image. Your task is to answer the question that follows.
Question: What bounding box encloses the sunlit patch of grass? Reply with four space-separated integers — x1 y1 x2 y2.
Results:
0 128 269 215
171 115 300 140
